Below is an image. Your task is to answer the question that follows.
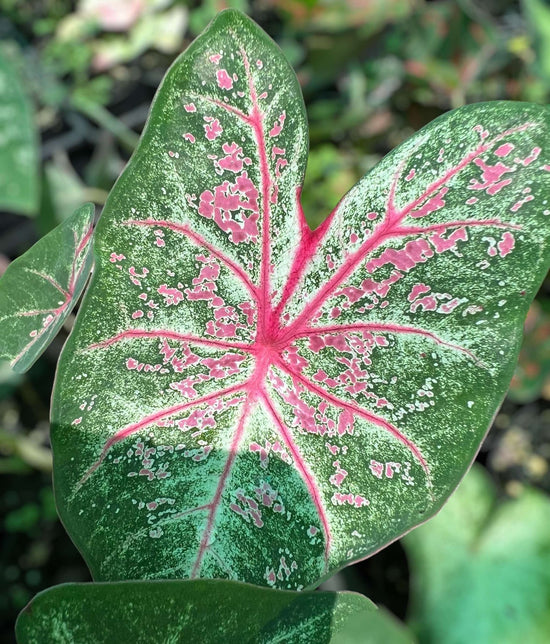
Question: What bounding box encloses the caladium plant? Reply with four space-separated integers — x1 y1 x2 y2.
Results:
3 7 550 641
47 10 550 589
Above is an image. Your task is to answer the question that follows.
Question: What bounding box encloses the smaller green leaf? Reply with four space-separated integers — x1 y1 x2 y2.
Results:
403 465 550 644
0 43 39 216
0 203 95 373
15 579 414 644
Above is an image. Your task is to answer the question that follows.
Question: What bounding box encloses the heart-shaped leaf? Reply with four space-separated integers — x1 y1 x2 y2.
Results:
15 579 413 644
403 466 550 644
0 203 94 373
51 10 550 588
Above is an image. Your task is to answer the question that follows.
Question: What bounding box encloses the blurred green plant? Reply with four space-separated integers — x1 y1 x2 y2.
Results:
403 465 550 644
0 43 39 215
523 0 550 82
509 300 550 404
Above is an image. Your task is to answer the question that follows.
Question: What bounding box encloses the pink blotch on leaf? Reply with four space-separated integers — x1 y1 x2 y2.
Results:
269 111 286 137
497 232 515 257
429 227 468 253
204 118 223 141
370 460 384 478
329 460 348 488
410 295 437 313
407 283 431 303
331 493 369 508
495 143 514 157
385 462 401 478
218 142 251 173
367 238 433 272
158 284 184 306
469 158 514 195
216 69 233 90
511 194 534 212
198 172 259 244
516 146 541 167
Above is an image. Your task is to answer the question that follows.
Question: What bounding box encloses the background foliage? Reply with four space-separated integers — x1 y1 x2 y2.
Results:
1 0 549 641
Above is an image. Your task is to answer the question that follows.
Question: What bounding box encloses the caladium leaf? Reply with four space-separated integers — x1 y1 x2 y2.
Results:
15 579 413 644
51 9 550 588
0 203 94 373
403 466 550 644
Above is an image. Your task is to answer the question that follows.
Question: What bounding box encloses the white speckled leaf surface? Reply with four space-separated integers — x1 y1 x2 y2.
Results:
0 203 94 373
51 10 550 589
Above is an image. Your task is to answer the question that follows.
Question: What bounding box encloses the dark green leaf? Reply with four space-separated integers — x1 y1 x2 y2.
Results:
15 579 413 644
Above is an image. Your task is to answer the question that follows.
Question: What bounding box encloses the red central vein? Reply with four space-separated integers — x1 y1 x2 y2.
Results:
186 45 275 339
123 219 259 300
85 329 254 353
75 223 95 258
261 390 331 566
291 323 484 365
77 381 249 488
271 193 329 332
275 358 431 484
277 122 536 336
69 223 94 292
240 46 273 340
25 268 70 299
190 396 254 578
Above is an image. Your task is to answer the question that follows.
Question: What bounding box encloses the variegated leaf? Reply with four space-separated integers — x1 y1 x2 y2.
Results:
0 203 94 373
51 10 550 589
